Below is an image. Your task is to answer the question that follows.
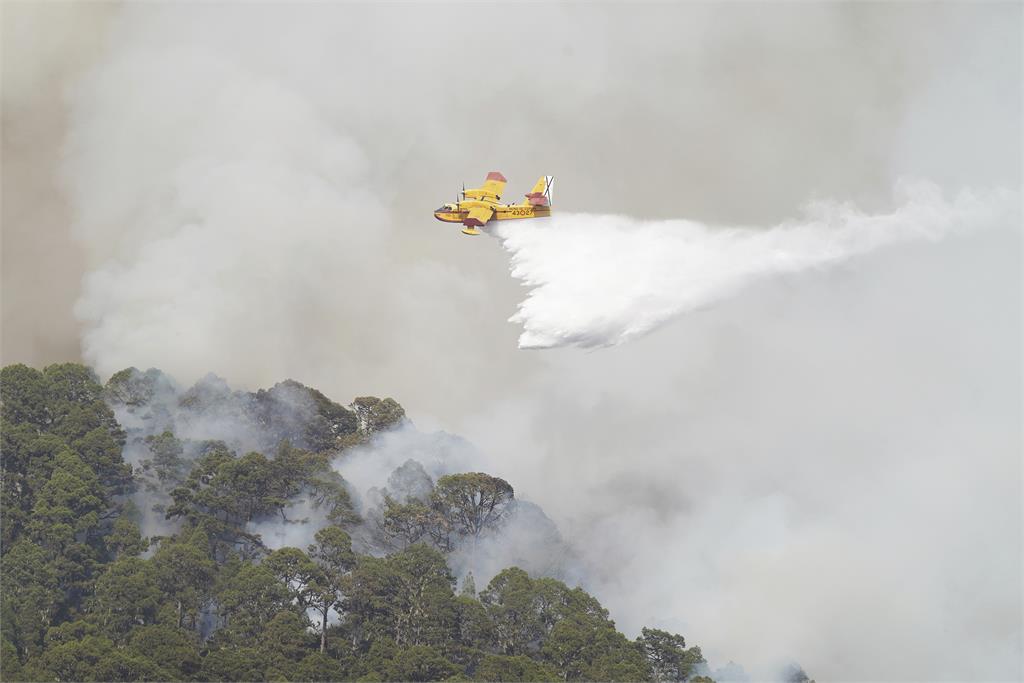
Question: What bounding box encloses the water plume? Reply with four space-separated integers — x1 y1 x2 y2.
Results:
495 181 1017 349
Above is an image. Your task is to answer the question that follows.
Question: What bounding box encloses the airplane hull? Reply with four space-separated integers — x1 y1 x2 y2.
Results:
433 206 551 225
494 206 551 220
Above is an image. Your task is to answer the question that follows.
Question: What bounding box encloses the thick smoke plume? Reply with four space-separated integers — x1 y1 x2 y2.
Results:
496 182 1017 348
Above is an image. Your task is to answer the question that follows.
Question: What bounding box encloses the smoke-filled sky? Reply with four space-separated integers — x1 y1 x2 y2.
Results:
2 2 1021 681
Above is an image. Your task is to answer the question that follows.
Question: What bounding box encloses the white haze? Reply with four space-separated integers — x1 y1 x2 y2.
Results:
494 182 1017 348
331 427 577 583
3 2 1021 681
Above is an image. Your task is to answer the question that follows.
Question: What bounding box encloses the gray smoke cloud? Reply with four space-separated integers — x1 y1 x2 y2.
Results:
1 2 114 366
3 2 1021 680
111 369 350 540
327 426 577 583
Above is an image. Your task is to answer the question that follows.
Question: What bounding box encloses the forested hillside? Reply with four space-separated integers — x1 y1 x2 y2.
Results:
0 363 727 682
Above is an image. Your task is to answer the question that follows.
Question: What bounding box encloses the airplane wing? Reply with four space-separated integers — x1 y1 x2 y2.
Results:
480 171 507 199
463 205 494 228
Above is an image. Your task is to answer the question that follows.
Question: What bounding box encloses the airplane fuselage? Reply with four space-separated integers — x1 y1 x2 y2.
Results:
433 201 552 225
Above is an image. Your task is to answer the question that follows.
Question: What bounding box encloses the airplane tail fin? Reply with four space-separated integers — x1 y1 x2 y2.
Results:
526 175 554 206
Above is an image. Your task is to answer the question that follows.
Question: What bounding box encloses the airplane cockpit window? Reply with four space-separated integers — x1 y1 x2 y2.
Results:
435 205 450 212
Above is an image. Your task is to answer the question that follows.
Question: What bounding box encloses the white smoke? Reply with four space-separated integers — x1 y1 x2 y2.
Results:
335 425 482 501
495 181 1017 349
64 39 394 388
331 426 577 584
247 496 331 551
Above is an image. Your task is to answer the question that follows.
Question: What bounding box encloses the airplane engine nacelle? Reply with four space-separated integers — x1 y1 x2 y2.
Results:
526 192 549 206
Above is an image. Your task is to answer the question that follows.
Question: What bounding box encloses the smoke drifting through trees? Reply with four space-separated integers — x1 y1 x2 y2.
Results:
107 368 572 595
3 2 1021 680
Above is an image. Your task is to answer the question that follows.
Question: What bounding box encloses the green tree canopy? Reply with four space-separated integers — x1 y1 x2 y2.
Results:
1 362 736 683
637 627 706 682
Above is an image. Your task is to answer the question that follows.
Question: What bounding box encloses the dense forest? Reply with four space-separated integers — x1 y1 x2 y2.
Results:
0 363 802 682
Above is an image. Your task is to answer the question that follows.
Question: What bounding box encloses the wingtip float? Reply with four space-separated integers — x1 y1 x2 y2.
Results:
434 172 554 236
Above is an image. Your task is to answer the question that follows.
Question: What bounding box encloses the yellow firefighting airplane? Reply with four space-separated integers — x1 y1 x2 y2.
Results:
434 172 554 235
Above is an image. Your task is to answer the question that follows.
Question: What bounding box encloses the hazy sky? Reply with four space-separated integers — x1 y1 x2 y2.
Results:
2 2 1021 680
